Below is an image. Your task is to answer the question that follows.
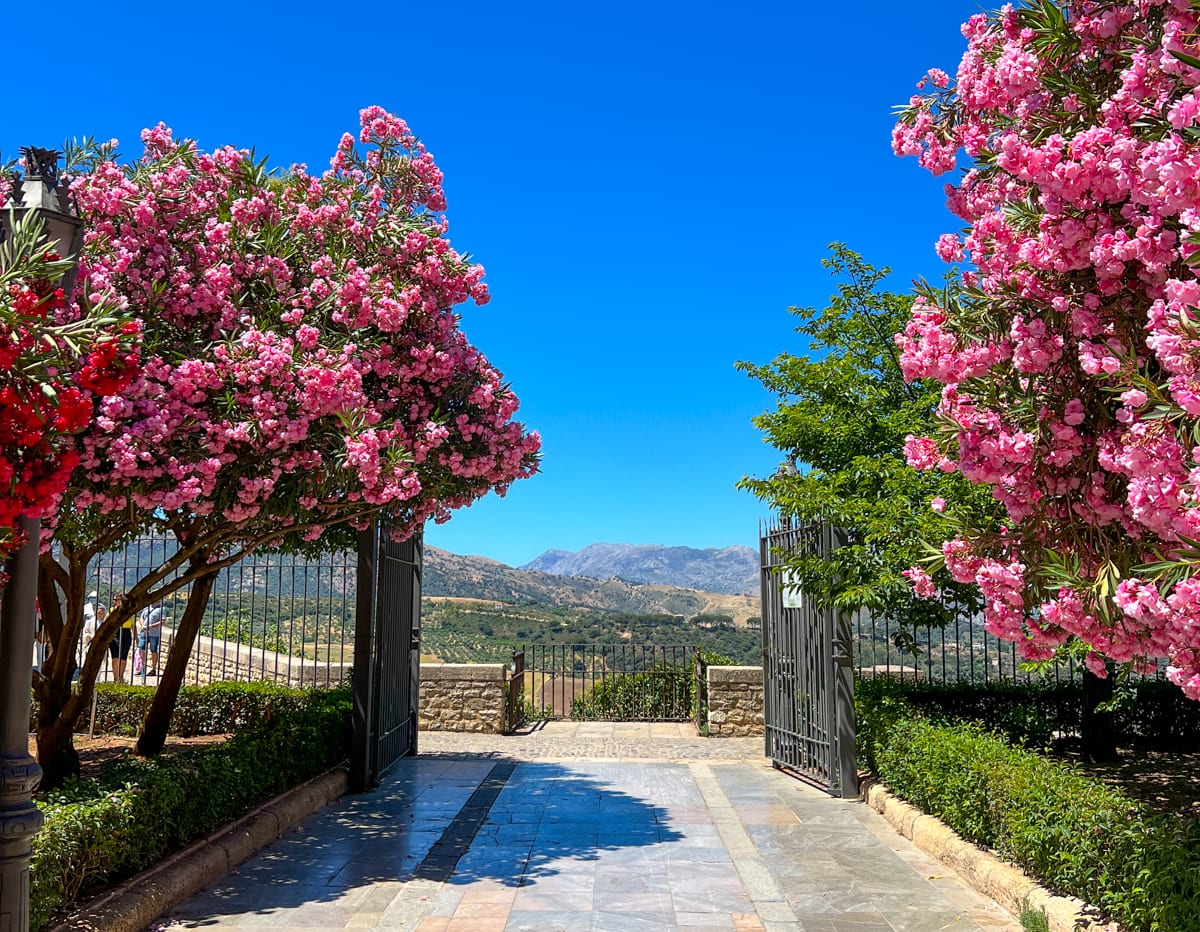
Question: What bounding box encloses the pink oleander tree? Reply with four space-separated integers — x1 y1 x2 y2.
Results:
35 108 541 783
893 0 1200 706
0 209 139 576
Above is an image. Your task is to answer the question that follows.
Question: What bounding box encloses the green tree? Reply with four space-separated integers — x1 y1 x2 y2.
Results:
738 245 995 646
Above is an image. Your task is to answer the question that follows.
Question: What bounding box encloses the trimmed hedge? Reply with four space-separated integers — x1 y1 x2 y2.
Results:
858 684 1200 930
857 676 1200 750
30 685 352 930
34 680 317 737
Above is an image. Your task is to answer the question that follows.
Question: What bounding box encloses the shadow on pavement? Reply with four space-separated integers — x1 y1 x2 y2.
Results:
162 752 686 927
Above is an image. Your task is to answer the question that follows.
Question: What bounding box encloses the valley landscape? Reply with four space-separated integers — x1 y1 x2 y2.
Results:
403 544 760 665
90 539 765 666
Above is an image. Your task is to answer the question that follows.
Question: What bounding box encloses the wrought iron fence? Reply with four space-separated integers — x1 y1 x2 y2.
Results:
513 644 697 721
851 608 1082 685
65 535 358 688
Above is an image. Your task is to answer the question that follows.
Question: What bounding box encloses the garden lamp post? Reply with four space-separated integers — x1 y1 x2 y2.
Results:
0 147 83 932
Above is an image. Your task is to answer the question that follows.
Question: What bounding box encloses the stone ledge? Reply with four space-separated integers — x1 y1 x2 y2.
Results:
860 778 1120 932
707 665 763 685
421 662 507 682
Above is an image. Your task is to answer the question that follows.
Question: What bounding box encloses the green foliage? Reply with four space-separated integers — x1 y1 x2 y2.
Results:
208 611 288 653
506 690 543 728
571 662 694 721
423 600 761 665
1020 907 1049 932
34 681 319 737
198 592 353 661
854 676 1200 751
738 245 996 635
853 678 917 774
30 686 351 930
858 693 1200 930
691 614 736 628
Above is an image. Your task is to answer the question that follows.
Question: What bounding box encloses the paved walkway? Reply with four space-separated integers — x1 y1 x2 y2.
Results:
158 723 1020 931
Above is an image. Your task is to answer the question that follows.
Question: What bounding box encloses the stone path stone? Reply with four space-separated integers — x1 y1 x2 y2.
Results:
157 723 1021 931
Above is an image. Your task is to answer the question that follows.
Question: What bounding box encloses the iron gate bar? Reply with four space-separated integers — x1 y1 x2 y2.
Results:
373 529 421 772
517 643 696 721
350 525 378 792
350 522 421 792
760 520 857 799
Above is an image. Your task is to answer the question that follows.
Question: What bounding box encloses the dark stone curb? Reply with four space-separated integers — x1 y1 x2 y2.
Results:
859 777 1119 932
50 765 350 932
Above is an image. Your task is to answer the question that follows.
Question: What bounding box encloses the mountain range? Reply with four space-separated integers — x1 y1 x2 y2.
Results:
521 543 759 596
424 547 760 624
85 537 762 623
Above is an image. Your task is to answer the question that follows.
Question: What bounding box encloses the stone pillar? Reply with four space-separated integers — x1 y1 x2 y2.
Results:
706 665 764 737
419 663 509 733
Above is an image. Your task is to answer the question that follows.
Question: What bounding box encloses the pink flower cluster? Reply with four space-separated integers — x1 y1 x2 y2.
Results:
64 107 540 549
894 2 1200 693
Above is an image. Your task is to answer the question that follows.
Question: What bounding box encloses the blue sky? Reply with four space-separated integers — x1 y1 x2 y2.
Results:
6 1 983 568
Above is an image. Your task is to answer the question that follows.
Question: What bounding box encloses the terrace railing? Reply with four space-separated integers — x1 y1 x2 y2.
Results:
513 643 696 722
852 608 1082 685
72 535 357 688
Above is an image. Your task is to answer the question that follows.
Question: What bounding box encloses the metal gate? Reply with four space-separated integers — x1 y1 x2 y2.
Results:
351 522 422 791
760 520 857 798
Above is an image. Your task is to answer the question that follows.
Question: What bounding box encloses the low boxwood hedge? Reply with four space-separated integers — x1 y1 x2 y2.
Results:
856 675 1200 750
34 680 317 737
858 683 1200 930
29 684 352 930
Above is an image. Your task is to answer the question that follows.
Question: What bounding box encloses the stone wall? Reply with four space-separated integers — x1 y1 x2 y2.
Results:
706 665 763 737
418 662 509 734
175 644 756 738
182 633 351 688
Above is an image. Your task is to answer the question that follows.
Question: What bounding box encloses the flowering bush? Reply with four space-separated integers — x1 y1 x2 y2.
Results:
0 208 138 577
894 1 1200 696
67 108 538 542
34 107 540 779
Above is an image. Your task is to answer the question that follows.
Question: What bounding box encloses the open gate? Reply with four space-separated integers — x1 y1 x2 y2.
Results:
351 522 422 791
760 521 857 798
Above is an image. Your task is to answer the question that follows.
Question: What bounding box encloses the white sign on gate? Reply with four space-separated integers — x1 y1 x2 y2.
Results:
782 568 804 610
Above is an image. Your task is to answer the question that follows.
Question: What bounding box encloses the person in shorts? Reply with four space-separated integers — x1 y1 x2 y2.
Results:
108 592 136 683
139 604 165 676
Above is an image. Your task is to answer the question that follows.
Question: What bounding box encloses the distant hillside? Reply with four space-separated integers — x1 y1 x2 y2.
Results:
84 537 760 625
424 547 759 624
521 542 759 596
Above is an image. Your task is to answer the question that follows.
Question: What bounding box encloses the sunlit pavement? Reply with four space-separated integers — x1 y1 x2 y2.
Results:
159 724 1020 931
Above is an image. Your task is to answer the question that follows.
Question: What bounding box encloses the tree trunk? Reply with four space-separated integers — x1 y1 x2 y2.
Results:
1081 666 1118 762
136 569 218 757
33 547 97 789
35 711 81 788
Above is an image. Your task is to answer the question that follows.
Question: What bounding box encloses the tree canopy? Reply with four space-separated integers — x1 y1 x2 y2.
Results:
32 108 541 781
895 0 1200 696
739 245 993 640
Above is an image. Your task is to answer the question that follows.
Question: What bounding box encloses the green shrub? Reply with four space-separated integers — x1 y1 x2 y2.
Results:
1107 679 1200 750
854 676 1200 751
29 686 352 930
571 662 694 721
862 711 1200 930
33 681 318 737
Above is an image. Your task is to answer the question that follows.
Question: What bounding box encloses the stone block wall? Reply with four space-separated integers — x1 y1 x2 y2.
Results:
182 634 352 688
418 662 509 734
706 665 764 737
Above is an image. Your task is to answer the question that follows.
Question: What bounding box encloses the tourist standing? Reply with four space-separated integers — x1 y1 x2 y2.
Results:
139 604 165 677
108 592 136 684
